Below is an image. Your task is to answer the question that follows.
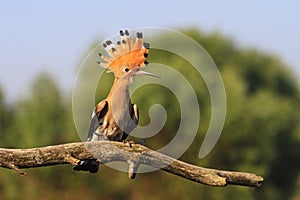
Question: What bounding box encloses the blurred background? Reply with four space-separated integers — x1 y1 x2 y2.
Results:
0 1 300 200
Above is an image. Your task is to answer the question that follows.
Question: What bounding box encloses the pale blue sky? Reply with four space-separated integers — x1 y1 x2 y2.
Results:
0 1 299 101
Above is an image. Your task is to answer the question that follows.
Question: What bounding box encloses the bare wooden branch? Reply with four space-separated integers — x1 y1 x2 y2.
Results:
0 141 263 187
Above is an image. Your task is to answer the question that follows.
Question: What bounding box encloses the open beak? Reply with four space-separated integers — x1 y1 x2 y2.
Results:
134 70 161 78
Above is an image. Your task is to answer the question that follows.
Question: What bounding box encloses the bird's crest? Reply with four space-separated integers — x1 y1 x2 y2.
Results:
97 30 149 73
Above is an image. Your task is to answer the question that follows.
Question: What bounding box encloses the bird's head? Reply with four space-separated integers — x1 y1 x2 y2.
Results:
97 30 159 81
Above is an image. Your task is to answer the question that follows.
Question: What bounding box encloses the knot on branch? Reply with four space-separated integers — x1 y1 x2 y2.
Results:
127 157 141 179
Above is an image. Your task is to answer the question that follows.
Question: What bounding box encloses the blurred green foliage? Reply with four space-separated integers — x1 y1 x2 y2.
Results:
0 28 300 200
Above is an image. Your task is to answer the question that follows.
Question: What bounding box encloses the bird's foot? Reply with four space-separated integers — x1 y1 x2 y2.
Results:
123 140 135 148
122 139 145 147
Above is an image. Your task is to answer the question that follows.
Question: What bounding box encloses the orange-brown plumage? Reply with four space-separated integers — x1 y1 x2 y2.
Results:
98 30 149 76
109 48 148 69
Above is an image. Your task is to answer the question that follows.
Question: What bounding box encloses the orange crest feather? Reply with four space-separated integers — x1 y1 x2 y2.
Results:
97 30 149 72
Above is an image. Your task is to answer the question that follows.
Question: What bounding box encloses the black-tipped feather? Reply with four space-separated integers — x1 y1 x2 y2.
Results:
106 40 112 45
136 32 143 38
143 42 150 49
125 30 129 36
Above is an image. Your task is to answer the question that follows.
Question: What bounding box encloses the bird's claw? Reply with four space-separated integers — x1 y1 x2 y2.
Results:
122 139 145 147
123 140 135 148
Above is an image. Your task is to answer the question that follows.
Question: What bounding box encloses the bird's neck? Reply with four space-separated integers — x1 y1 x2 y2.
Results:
106 77 132 129
107 77 131 106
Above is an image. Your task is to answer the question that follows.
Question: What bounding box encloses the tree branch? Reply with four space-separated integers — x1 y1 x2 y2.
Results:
0 141 263 187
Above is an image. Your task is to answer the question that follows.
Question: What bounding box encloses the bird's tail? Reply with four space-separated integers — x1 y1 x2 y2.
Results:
73 160 100 173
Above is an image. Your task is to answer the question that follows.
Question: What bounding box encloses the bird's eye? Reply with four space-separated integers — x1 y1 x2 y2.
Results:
124 68 129 72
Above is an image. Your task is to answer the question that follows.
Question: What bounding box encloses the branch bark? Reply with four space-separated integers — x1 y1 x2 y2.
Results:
0 141 263 187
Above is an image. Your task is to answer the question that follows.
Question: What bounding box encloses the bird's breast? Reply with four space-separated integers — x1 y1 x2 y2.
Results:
95 110 129 141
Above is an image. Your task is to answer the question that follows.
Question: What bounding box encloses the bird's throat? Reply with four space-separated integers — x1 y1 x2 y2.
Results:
107 77 131 124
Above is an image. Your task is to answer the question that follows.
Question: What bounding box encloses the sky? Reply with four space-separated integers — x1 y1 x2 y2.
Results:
0 1 299 102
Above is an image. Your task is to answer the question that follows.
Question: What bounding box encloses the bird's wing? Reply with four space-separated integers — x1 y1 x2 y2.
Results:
87 100 108 141
132 104 139 125
122 103 139 140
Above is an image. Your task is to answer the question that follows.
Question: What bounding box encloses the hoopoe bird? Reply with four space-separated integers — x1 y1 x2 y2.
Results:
74 30 159 173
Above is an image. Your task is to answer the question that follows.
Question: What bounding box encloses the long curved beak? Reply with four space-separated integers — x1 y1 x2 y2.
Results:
134 70 161 78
